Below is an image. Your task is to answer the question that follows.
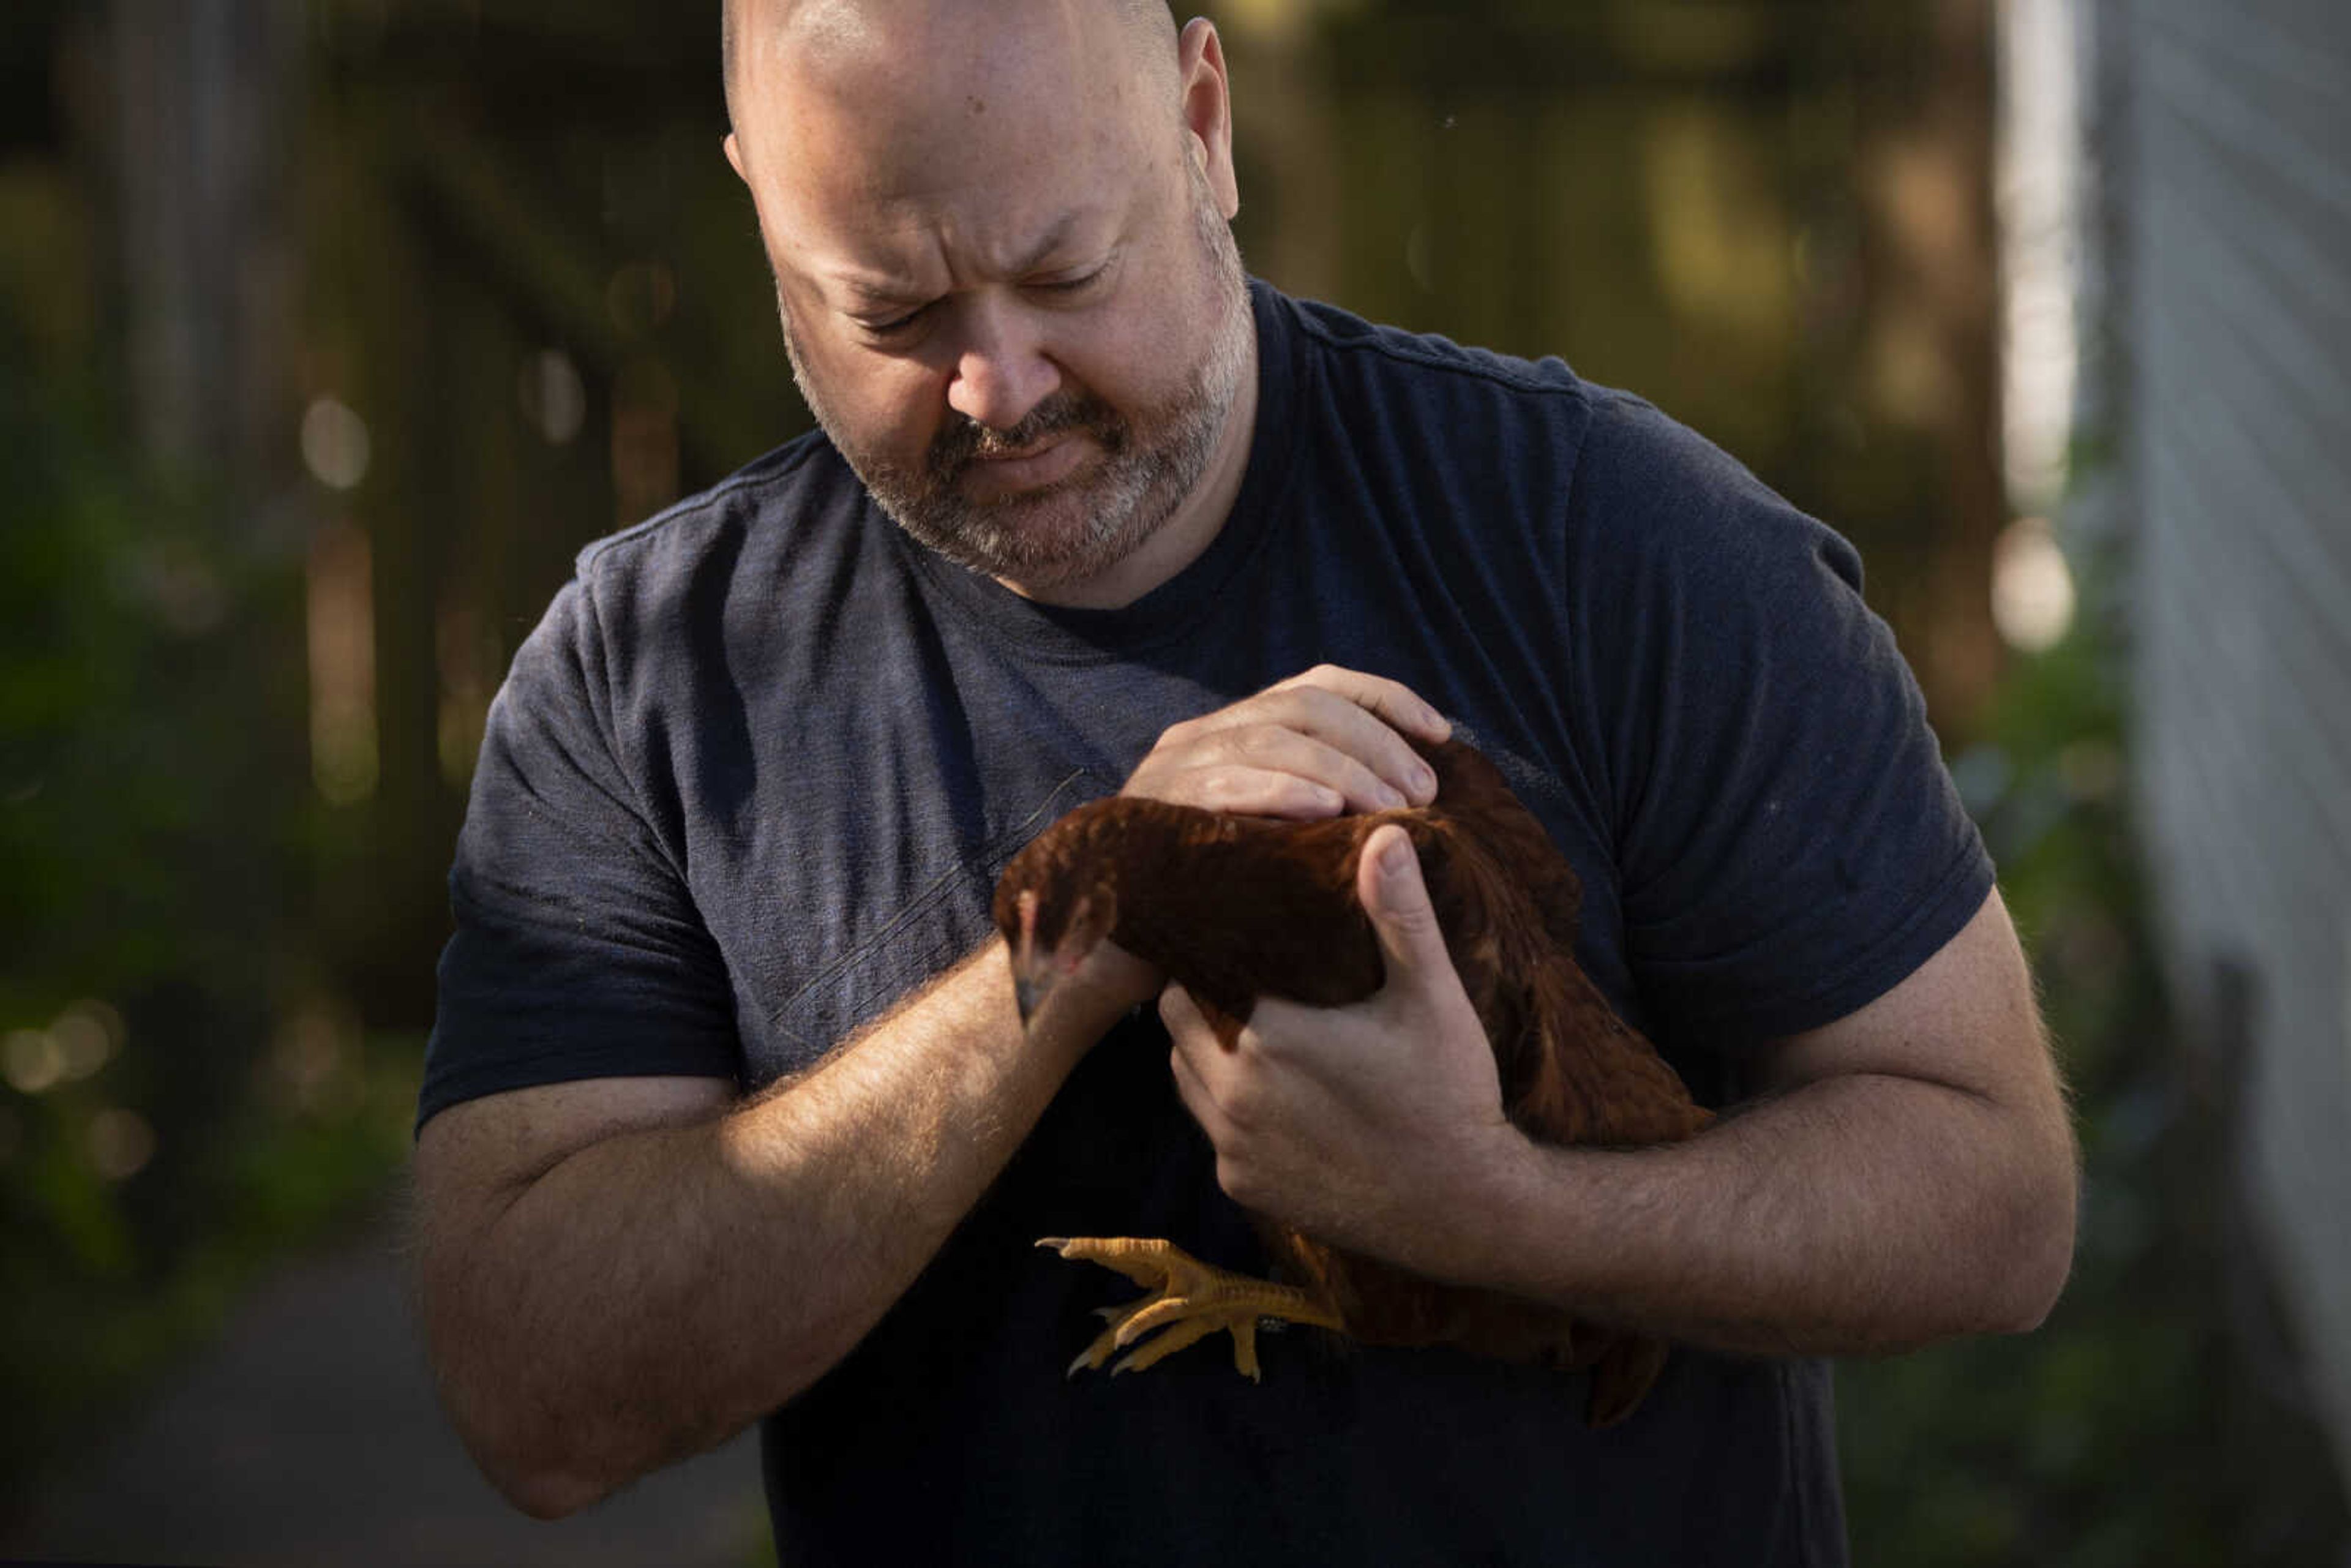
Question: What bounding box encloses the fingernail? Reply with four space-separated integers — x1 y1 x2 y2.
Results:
1379 836 1412 879
1375 783 1405 810
1411 763 1436 798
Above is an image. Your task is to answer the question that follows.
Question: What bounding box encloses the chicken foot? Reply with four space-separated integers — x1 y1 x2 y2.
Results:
1037 1236 1344 1381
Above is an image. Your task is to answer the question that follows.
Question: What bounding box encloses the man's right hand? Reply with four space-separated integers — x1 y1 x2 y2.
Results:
1118 664 1452 818
1056 665 1450 1018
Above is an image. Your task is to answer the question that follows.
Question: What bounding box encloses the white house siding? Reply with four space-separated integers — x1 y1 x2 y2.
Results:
2116 0 2351 1490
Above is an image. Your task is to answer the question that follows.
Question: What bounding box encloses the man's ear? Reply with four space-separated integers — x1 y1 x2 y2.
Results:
1176 17 1239 219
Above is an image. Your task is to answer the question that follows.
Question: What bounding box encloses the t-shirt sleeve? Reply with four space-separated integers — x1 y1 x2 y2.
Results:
418 571 738 1131
1572 396 1994 1049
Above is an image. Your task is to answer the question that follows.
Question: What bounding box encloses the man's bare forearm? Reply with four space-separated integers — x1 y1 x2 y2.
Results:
418 940 1116 1517
1447 1069 2078 1359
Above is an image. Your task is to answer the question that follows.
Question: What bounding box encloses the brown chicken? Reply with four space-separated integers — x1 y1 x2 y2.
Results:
992 735 1714 1426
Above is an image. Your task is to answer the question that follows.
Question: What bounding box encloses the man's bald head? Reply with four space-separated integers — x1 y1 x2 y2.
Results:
713 0 1250 605
721 0 1179 135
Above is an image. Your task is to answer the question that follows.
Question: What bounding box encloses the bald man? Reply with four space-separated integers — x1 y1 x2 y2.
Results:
411 4 2075 1564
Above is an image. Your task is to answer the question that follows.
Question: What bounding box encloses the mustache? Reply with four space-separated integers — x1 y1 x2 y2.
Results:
929 390 1127 477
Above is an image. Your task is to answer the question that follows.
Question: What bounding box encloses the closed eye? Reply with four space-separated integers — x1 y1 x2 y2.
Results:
854 258 1112 341
860 302 933 338
1033 261 1112 298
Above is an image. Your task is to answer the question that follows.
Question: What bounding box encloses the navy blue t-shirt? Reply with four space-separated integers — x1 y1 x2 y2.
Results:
424 281 1991 1566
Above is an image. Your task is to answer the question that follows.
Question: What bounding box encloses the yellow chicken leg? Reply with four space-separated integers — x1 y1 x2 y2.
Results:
1037 1236 1345 1381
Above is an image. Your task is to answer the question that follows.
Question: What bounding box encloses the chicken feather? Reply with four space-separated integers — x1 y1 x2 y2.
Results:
994 735 1713 1425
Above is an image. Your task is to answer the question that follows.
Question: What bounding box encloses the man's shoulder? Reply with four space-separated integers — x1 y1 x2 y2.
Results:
1262 285 1788 552
567 428 864 604
1270 285 1758 483
1273 287 1600 412
512 427 885 699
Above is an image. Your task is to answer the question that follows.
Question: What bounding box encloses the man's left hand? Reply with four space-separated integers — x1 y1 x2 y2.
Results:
1162 823 1517 1275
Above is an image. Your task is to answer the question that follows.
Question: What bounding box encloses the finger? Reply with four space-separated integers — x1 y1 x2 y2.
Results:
1195 687 1439 808
1160 983 1221 1065
1128 762 1346 820
1269 664 1452 748
1267 689 1443 806
1162 991 1231 1130
1168 1038 1212 1128
1122 710 1343 817
1161 982 1213 1067
1125 670 1449 814
1163 983 1252 1082
1357 825 1453 988
1174 722 1415 816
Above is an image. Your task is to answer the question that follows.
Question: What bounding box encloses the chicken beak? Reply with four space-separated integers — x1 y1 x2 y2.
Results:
1011 889 1051 1028
1007 887 1112 1030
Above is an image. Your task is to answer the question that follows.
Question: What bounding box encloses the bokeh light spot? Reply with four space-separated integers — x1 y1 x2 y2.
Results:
1992 515 2075 653
3 1029 64 1095
87 1106 157 1181
519 348 587 445
52 999 121 1081
301 397 372 490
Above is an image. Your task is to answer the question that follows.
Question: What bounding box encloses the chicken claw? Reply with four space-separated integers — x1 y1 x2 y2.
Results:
1037 1236 1344 1381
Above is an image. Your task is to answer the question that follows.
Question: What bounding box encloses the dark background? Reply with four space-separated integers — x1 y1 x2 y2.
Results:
2 1 2344 1562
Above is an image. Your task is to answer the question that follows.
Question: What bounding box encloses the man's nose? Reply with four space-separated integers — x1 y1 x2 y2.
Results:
945 298 1060 434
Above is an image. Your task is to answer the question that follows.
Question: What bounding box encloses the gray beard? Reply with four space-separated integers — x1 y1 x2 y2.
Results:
784 187 1252 594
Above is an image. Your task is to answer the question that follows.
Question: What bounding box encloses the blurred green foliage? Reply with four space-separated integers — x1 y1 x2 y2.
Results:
1837 556 2350 1564
0 155 416 1487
